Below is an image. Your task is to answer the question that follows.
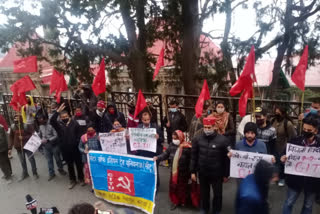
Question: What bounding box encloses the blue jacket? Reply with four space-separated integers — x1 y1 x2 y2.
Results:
236 174 269 214
235 138 267 154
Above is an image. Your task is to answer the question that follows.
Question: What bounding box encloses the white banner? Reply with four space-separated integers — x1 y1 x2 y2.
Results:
129 128 157 153
230 150 273 178
23 132 42 153
285 143 320 178
99 131 127 154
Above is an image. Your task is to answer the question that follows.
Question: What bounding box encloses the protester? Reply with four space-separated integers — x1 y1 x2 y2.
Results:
210 101 235 146
271 106 297 187
236 160 277 214
49 102 59 119
79 125 102 185
299 96 320 130
8 114 38 181
238 114 255 138
191 117 230 214
37 114 66 181
73 84 98 116
141 98 158 125
50 103 84 189
281 117 320 214
163 100 188 144
0 123 12 183
111 120 125 133
90 101 112 133
21 95 37 131
154 130 192 210
105 102 127 128
255 107 277 154
73 106 90 136
188 101 211 141
127 102 139 128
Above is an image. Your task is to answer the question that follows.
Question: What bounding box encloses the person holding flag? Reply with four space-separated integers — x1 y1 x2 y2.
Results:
21 95 37 130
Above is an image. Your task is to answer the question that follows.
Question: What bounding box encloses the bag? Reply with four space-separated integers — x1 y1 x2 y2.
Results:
190 181 200 208
84 163 91 184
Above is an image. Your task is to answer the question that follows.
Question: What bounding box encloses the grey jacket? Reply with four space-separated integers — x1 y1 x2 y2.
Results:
38 122 58 146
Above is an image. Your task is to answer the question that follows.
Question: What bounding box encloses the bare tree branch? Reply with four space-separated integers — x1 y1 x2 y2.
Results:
232 0 248 11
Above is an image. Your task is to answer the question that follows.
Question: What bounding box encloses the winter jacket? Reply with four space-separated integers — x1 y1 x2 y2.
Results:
136 123 164 158
0 125 8 152
78 134 102 163
73 115 91 135
163 111 188 134
105 103 127 128
272 118 297 153
235 139 267 154
257 121 276 154
191 132 230 177
38 122 58 148
8 123 33 151
50 112 81 149
284 136 320 193
89 110 113 133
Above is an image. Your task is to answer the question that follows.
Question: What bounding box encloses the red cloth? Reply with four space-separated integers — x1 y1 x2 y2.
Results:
127 113 139 128
169 174 190 206
153 46 165 80
9 92 27 111
133 90 147 119
84 163 92 184
10 75 36 94
239 87 253 117
195 79 210 118
50 69 68 103
203 117 216 125
190 181 200 208
0 115 8 131
97 100 106 108
291 45 308 91
13 56 37 73
92 58 106 96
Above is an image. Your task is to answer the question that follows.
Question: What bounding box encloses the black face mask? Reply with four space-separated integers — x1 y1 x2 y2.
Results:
14 120 19 125
275 114 283 120
256 119 264 126
302 131 315 139
62 118 69 124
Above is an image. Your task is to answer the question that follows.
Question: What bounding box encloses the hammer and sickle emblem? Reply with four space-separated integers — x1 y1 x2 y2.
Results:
116 176 131 192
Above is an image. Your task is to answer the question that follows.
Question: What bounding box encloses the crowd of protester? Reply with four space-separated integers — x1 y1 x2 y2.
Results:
1 91 320 214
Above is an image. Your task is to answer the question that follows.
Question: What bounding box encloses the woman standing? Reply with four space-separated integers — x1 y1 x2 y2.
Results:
153 130 192 210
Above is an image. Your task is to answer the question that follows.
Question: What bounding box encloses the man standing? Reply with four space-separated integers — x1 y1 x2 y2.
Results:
0 124 12 183
73 106 90 136
281 117 320 214
21 95 36 131
163 100 188 144
37 114 66 181
191 117 230 214
105 102 127 128
50 103 84 189
255 107 276 154
89 101 112 133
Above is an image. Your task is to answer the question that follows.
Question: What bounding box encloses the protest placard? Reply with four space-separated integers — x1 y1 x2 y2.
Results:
99 132 127 154
88 151 157 214
129 128 157 153
230 150 273 178
23 132 42 153
285 143 320 178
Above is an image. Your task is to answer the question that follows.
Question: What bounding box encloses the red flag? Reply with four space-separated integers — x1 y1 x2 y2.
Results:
195 80 211 118
134 90 147 119
50 69 68 103
0 115 9 131
9 92 27 111
13 56 37 73
291 45 308 91
238 87 253 117
10 75 36 94
92 58 106 96
153 47 165 80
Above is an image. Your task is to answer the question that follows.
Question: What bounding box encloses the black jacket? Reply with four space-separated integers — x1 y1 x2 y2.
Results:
284 136 320 192
191 132 230 177
136 123 164 158
50 112 81 149
163 111 188 134
89 110 112 133
106 103 127 128
73 115 91 135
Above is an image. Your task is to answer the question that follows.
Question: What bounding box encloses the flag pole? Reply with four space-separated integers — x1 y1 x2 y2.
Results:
251 83 256 121
299 91 305 134
17 102 24 158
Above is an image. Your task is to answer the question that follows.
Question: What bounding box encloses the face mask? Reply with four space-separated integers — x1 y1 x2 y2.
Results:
109 109 115 115
275 114 282 120
204 129 214 136
62 118 69 124
216 108 225 114
87 131 96 137
75 112 82 117
310 107 318 115
14 120 19 125
303 131 314 139
113 124 122 130
172 139 180 146
169 108 177 113
207 110 212 115
256 119 264 126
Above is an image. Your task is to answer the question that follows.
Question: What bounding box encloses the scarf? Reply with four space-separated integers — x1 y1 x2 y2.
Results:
96 109 104 117
21 95 35 124
212 112 229 134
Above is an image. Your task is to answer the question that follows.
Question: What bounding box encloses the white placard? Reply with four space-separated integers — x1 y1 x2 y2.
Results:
285 143 320 178
129 128 157 153
23 132 42 153
99 131 127 154
230 150 273 178
77 120 86 126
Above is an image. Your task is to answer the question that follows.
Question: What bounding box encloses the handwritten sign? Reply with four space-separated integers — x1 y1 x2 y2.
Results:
89 151 157 214
99 132 127 154
285 143 320 178
230 150 273 178
76 120 86 126
24 132 42 153
129 128 157 153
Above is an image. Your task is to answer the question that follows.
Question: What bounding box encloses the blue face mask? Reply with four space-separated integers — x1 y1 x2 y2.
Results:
170 108 177 113
305 107 319 117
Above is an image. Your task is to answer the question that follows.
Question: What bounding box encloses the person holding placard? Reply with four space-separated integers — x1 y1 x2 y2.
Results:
281 117 320 214
111 120 125 133
190 117 230 214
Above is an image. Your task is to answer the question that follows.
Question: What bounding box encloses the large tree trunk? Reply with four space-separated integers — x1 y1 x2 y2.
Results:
129 53 147 91
181 0 200 95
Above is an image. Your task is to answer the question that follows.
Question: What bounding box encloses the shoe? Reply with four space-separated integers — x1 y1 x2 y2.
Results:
68 181 77 189
48 174 56 181
18 174 29 182
170 204 177 210
6 178 13 184
34 174 39 180
278 179 285 187
58 169 67 176
79 180 86 186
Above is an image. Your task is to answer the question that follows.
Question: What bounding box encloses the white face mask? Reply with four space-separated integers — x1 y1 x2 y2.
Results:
216 108 225 114
172 139 180 146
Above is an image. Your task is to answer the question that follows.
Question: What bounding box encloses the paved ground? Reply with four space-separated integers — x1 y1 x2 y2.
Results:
1 150 320 214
